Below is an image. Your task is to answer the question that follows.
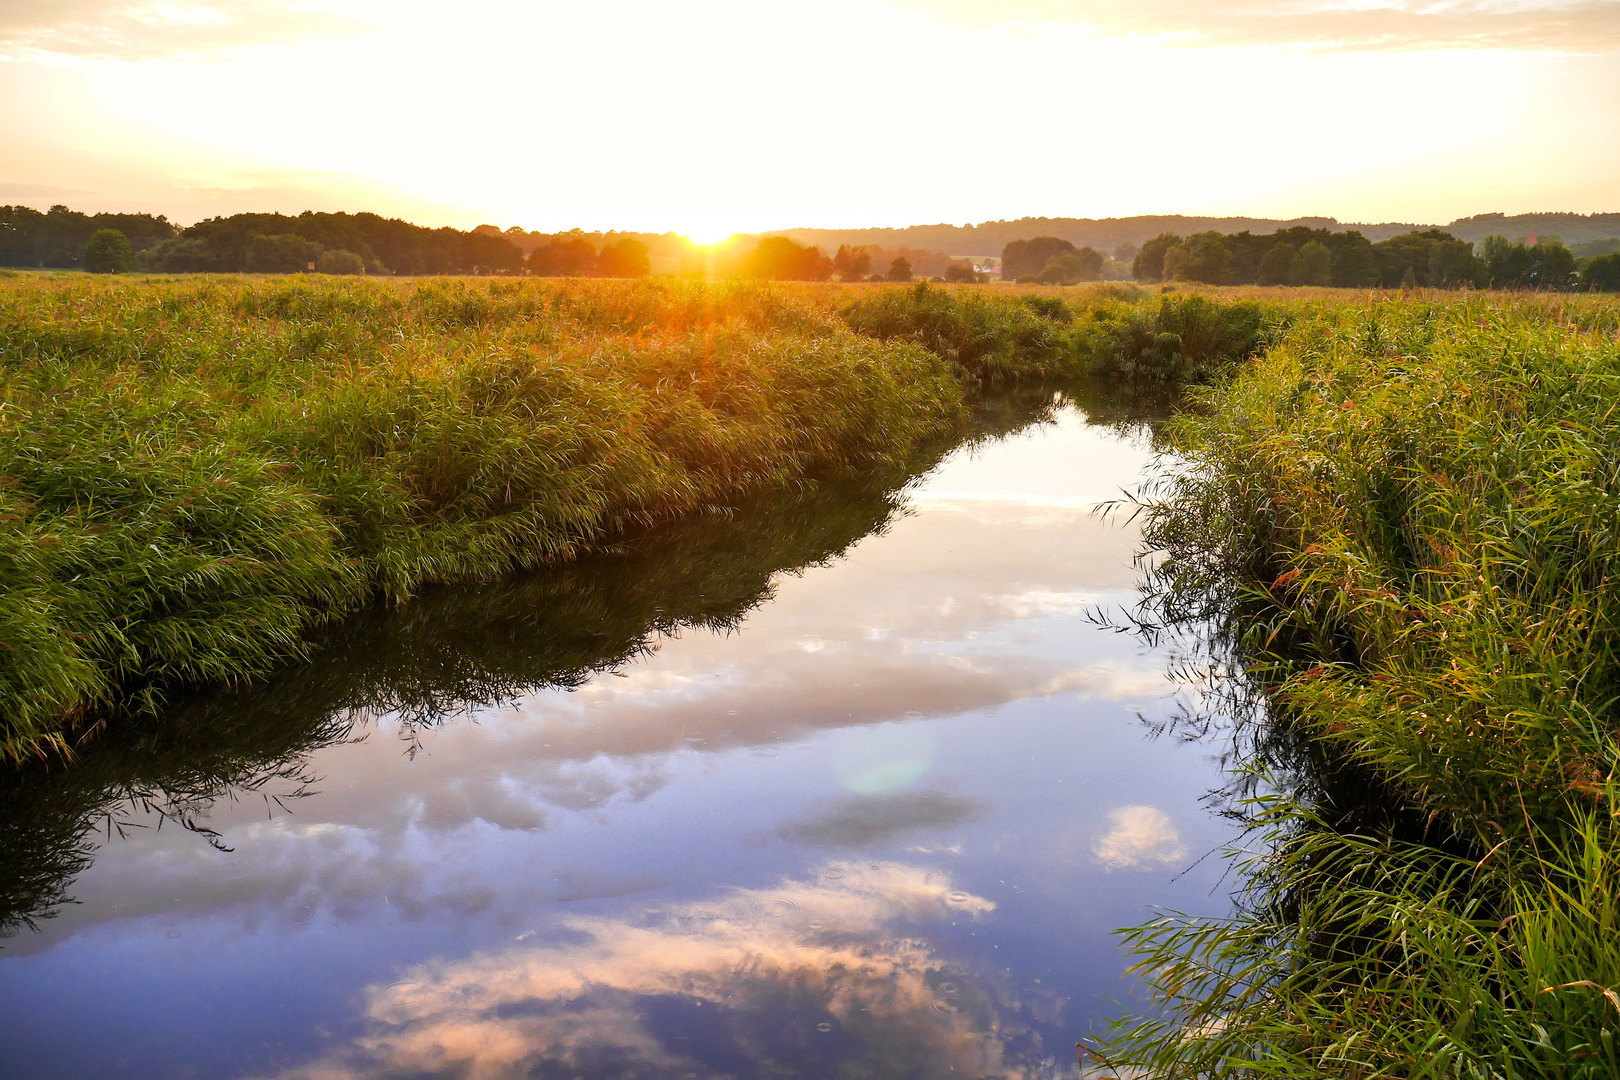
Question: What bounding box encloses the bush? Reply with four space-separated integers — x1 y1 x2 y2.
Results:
841 281 1079 383
316 249 365 275
82 229 135 274
1080 294 1279 382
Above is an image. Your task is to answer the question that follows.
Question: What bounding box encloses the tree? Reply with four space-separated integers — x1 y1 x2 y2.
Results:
1132 233 1182 282
1001 236 1077 280
1256 243 1296 286
82 229 135 273
1373 230 1484 288
595 238 651 278
245 233 323 273
1583 252 1620 292
529 232 597 276
833 244 872 282
1166 232 1230 284
1481 235 1576 290
743 236 833 281
886 257 913 282
316 249 365 274
943 262 982 283
1330 233 1381 287
1036 247 1104 285
1290 240 1333 286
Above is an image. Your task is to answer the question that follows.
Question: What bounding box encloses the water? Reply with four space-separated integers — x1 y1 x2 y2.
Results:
0 388 1233 1079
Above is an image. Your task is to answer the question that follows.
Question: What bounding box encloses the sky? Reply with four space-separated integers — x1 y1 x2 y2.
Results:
2 0 1618 237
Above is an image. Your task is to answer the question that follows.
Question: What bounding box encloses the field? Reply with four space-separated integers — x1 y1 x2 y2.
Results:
0 273 1272 761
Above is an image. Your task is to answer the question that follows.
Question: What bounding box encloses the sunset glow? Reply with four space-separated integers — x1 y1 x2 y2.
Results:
2 1 1617 230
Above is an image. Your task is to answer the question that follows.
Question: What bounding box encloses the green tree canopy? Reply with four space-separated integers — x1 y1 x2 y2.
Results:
595 238 651 278
1374 230 1486 288
1291 240 1334 286
886 257 913 282
1481 235 1578 289
1256 243 1296 286
1583 252 1620 291
82 229 135 274
1166 232 1231 285
529 233 597 276
1035 247 1104 285
1132 233 1182 283
1002 236 1077 280
833 244 872 281
743 237 833 281
316 249 365 275
245 234 323 274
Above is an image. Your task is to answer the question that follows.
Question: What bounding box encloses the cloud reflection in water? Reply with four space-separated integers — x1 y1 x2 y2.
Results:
272 863 1011 1080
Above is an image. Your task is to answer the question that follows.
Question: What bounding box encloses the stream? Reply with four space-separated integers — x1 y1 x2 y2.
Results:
0 385 1235 1079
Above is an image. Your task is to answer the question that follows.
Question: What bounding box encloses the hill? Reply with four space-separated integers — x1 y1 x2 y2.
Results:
771 212 1620 260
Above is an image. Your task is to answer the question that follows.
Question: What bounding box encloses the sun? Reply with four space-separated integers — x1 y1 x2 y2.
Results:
681 222 738 246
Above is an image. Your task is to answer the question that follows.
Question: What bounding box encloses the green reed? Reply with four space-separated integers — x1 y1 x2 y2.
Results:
1111 292 1620 1078
0 275 975 759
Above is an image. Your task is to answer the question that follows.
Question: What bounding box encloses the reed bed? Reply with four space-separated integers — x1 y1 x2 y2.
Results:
1113 292 1620 1078
0 275 1278 760
0 275 974 759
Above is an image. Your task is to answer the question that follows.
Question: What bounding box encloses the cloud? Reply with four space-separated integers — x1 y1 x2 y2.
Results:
776 791 987 848
1091 805 1187 870
0 0 360 61
894 0 1620 52
265 863 1005 1080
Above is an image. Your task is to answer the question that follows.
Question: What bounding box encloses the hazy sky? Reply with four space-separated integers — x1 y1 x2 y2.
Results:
3 0 1617 236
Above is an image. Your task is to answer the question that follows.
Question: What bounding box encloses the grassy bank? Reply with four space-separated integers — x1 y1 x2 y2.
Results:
0 275 1279 760
1112 292 1620 1077
0 275 970 759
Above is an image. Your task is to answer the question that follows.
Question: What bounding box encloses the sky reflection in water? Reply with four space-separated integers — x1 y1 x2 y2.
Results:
0 399 1232 1080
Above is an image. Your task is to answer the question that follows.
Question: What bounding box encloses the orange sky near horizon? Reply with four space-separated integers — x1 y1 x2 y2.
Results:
2 0 1618 236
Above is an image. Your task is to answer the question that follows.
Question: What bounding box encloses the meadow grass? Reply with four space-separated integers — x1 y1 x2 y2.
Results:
0 274 1280 761
0 274 972 759
1110 291 1620 1078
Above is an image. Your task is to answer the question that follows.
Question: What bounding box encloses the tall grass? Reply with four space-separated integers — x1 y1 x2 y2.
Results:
838 282 1283 384
1111 292 1620 1077
0 275 966 759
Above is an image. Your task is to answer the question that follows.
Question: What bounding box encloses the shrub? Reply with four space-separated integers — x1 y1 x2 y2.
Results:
82 229 135 273
1080 294 1279 382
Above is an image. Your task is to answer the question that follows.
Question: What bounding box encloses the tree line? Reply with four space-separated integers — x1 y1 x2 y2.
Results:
2 206 526 275
1124 226 1618 291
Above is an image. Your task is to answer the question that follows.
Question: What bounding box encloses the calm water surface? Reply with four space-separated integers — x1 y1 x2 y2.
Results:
0 391 1233 1079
